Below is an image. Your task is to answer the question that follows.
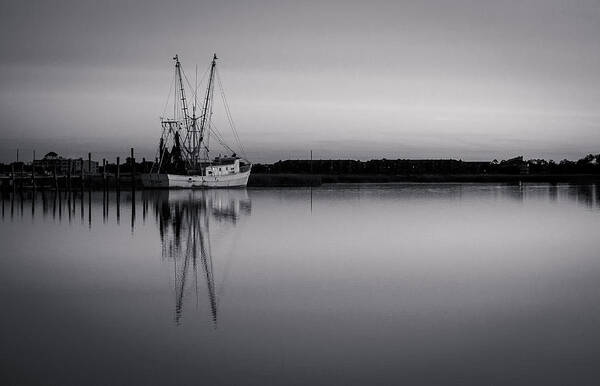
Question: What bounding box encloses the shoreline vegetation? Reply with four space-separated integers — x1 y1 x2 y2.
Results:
2 154 599 189
248 154 600 186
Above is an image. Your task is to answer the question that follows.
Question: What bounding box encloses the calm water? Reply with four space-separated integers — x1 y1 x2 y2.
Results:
1 184 600 385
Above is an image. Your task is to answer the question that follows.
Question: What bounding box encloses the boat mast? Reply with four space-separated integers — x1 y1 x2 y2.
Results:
174 55 195 166
174 55 190 130
198 54 217 160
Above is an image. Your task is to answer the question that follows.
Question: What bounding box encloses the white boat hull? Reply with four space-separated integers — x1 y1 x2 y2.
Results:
140 169 251 189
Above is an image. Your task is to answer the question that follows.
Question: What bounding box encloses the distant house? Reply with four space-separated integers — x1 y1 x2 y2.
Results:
33 152 99 175
33 152 70 174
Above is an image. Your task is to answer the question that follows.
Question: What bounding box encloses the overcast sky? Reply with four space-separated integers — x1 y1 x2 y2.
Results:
1 0 599 163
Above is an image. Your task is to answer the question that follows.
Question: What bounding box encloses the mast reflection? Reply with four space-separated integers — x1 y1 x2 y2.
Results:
155 189 251 326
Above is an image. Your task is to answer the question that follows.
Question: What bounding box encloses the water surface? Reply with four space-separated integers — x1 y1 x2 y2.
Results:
1 184 600 385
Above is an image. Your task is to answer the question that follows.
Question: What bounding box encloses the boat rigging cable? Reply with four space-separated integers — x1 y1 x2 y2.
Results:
148 54 252 185
155 56 246 164
216 68 247 159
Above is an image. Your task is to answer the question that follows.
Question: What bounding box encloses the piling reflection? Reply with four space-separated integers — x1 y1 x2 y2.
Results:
1 187 252 324
2 183 599 226
2 183 599 329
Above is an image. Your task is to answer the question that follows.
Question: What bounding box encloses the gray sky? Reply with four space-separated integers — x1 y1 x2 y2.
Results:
1 0 599 163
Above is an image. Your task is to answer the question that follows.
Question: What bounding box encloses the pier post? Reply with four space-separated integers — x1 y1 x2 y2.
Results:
80 158 84 194
117 157 121 190
67 160 72 191
130 148 136 190
116 183 120 224
11 164 15 194
102 171 106 223
80 186 84 223
20 158 24 190
88 153 92 190
53 166 58 191
88 184 91 229
102 158 107 192
130 148 136 231
32 150 36 192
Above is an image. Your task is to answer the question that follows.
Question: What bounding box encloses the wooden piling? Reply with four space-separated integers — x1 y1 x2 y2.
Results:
67 160 72 191
53 166 58 191
116 157 120 191
116 183 120 224
102 158 107 191
80 158 84 193
20 159 24 190
130 148 136 190
88 153 92 190
31 185 36 217
88 186 91 229
80 187 84 223
11 164 15 194
32 150 36 191
102 177 106 223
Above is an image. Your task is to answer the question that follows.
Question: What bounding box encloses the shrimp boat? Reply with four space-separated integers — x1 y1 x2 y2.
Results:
141 54 251 188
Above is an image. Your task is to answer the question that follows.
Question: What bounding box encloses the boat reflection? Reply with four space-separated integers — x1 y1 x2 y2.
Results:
153 190 251 326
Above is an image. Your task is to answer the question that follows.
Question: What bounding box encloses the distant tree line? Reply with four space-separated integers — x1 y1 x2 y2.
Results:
252 154 600 175
2 153 599 176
